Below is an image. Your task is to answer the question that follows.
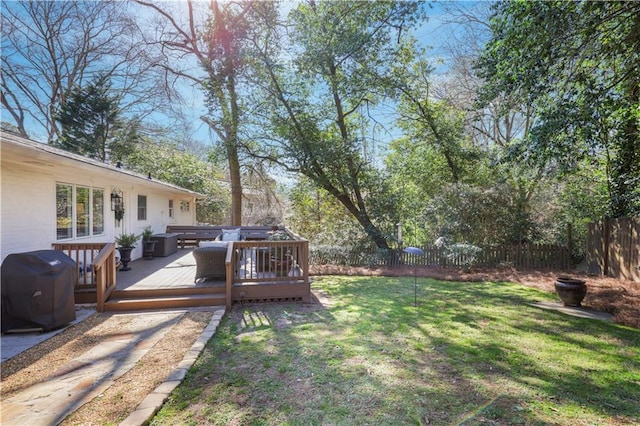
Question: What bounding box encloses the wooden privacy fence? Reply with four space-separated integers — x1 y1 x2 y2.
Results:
310 243 570 270
586 217 640 282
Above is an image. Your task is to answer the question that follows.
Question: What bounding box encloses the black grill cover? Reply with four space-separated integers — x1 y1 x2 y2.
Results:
1 250 77 332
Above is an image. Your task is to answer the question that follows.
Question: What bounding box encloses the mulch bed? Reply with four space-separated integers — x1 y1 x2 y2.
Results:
310 265 640 329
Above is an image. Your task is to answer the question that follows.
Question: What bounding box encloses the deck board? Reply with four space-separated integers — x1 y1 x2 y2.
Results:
116 249 224 291
114 248 285 291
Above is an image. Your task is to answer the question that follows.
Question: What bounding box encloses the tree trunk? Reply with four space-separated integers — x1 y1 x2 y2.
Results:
207 0 244 226
227 145 243 226
328 190 390 250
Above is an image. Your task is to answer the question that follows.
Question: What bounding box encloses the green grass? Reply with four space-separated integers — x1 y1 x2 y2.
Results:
151 276 640 425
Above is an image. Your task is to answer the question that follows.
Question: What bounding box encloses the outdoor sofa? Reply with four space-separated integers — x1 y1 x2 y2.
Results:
192 228 244 282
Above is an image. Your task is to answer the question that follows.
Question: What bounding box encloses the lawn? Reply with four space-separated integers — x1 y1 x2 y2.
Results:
151 276 640 425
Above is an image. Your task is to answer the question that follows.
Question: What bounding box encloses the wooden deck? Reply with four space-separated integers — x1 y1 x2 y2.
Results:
55 234 310 312
104 248 226 311
115 248 224 291
109 244 310 311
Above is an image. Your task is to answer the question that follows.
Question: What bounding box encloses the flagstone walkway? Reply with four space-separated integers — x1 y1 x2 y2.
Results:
1 307 225 426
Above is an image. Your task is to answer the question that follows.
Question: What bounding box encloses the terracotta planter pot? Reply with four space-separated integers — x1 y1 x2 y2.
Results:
554 276 587 307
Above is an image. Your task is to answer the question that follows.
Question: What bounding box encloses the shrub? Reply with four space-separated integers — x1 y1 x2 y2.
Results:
116 233 139 247
445 243 482 268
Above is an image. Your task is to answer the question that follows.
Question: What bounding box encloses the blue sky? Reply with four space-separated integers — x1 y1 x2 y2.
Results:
187 1 486 148
3 1 489 150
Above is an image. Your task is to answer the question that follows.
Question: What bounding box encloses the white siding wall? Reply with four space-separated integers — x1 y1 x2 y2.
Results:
1 155 199 263
126 190 195 234
1 163 54 259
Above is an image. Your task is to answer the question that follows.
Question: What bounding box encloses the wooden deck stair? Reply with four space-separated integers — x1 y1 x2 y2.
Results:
104 286 226 312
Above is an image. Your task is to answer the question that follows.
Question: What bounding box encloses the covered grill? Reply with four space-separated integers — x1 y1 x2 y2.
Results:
1 250 77 332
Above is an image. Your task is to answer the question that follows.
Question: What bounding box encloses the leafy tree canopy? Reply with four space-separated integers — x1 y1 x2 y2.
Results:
476 0 640 217
252 0 426 249
124 138 229 224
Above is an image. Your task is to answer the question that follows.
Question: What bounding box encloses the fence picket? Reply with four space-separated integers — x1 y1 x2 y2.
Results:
310 243 570 270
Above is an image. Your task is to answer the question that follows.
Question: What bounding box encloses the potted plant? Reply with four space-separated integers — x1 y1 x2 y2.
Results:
115 232 138 271
141 226 157 260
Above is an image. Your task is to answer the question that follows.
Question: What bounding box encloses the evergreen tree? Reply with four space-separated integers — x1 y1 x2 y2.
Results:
55 74 136 161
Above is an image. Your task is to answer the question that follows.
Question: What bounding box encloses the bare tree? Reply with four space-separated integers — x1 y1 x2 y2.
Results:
1 1 175 142
429 3 534 153
136 0 266 226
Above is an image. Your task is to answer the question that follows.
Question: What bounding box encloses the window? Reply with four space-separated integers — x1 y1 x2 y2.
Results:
138 195 147 220
56 183 104 240
93 188 104 234
76 186 90 237
56 184 73 239
168 199 174 218
180 200 189 212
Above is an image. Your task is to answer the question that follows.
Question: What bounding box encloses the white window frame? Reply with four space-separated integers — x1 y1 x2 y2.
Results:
56 182 105 240
138 195 147 221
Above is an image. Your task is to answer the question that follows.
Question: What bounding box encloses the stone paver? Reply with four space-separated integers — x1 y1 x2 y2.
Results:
1 306 95 362
529 301 614 321
1 308 225 426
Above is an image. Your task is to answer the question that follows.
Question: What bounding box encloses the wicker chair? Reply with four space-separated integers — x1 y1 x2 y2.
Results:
193 245 228 282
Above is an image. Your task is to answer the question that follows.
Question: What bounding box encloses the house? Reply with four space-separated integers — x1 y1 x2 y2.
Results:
2 132 310 312
1 132 204 263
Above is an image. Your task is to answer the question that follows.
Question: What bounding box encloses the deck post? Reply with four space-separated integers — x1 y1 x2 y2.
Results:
225 244 233 309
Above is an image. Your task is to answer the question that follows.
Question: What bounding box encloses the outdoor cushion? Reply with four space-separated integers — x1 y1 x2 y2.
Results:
200 241 229 248
220 228 242 241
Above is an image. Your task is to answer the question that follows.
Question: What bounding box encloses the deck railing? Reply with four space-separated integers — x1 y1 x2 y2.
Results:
52 229 310 310
52 242 117 311
231 240 308 282
224 236 310 307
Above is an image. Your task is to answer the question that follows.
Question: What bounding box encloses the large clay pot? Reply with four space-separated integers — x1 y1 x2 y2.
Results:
554 276 587 307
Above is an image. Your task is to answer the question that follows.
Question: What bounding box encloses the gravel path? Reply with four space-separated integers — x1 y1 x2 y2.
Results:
1 309 216 425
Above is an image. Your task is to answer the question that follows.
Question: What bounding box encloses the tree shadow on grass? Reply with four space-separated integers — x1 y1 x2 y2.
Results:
310 276 640 423
164 275 639 425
